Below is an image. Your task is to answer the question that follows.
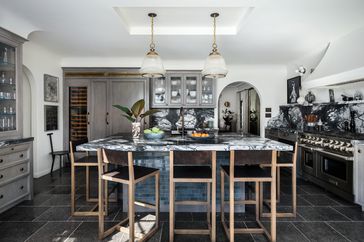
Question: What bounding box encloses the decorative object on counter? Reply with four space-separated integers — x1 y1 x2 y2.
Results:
202 13 228 79
140 13 165 78
341 94 354 102
113 99 160 139
44 105 58 131
329 89 335 103
44 74 59 102
222 108 234 131
305 91 316 103
297 96 305 105
287 76 301 104
317 118 323 131
295 65 306 76
144 127 165 139
354 91 363 101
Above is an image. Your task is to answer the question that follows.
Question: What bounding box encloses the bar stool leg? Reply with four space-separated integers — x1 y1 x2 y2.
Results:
156 172 160 229
207 183 211 225
86 166 90 201
169 181 175 242
128 182 135 242
98 175 104 239
292 163 297 216
220 170 224 224
255 182 260 220
259 182 264 217
277 167 281 202
211 151 216 242
229 174 234 242
71 162 76 215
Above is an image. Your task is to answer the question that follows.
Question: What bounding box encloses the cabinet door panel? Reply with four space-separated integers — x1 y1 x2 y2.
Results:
168 75 183 106
109 80 145 135
90 80 108 140
184 75 199 106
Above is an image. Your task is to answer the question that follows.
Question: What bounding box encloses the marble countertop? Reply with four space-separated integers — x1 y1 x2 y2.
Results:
77 133 293 152
0 137 34 148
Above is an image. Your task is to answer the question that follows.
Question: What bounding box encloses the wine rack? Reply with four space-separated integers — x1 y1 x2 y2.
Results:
69 86 88 141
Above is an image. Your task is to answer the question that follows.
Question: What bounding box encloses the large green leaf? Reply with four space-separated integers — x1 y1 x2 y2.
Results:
131 99 145 118
141 109 161 118
122 114 136 123
113 105 132 116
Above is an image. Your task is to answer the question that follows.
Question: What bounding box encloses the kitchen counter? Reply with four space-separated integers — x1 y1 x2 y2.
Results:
0 137 34 148
77 133 293 152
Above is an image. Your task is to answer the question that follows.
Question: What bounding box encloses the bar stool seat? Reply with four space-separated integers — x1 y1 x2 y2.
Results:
103 166 159 182
174 166 212 179
221 165 270 178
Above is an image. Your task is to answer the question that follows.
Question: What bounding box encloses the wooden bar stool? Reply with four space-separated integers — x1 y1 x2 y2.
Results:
70 139 111 216
260 142 298 218
221 150 277 242
98 148 160 241
169 150 217 242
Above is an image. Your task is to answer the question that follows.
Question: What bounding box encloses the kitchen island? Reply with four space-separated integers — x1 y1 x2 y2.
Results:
77 133 292 210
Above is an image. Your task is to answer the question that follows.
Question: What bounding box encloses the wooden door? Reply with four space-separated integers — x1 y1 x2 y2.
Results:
90 80 108 140
109 79 147 135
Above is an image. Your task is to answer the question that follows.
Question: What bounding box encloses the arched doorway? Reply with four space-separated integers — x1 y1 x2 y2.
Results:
22 66 33 137
218 81 261 135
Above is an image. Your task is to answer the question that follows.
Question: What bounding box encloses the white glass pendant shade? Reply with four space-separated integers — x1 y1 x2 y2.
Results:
140 50 166 78
202 52 228 79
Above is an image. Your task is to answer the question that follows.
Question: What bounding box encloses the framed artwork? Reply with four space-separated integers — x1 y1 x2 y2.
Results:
44 105 58 131
44 74 59 102
287 76 301 104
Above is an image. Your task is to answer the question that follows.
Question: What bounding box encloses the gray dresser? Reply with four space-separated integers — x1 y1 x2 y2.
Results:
0 138 34 213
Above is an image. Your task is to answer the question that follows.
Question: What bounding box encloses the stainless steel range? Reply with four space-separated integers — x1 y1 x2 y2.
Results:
299 133 355 201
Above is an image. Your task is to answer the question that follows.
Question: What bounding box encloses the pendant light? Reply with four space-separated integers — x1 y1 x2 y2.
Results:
140 13 166 78
202 13 228 79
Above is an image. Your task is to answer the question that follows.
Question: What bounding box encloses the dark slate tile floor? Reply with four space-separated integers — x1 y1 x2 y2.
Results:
1 167 364 242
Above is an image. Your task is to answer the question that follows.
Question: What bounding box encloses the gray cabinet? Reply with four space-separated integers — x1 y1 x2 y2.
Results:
0 141 33 213
0 28 26 139
150 71 216 108
63 69 149 145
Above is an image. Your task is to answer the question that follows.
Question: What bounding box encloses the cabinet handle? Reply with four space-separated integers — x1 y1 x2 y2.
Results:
106 112 109 125
358 149 361 153
0 194 3 199
0 159 3 163
20 154 24 158
0 174 3 179
11 148 14 151
20 167 24 172
20 185 24 190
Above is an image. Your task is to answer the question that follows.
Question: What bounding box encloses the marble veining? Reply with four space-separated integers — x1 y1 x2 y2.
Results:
0 137 34 148
77 133 292 152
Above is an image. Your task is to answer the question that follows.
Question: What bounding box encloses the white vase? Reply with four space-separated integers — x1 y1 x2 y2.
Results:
131 122 141 139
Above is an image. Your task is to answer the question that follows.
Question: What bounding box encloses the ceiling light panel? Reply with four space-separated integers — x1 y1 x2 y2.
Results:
114 7 254 35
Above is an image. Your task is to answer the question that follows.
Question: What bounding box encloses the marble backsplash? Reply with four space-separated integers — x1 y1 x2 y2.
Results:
150 108 214 130
267 102 364 133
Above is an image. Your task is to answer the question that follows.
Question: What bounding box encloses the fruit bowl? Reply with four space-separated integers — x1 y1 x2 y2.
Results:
188 133 215 140
144 127 165 140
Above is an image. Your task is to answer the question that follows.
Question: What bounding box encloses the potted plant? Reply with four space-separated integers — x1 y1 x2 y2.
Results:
113 99 160 138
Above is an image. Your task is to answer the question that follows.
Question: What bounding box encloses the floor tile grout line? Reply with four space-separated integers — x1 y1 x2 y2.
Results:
31 206 53 222
64 221 83 242
291 221 311 242
23 221 49 242
324 221 352 242
330 206 354 222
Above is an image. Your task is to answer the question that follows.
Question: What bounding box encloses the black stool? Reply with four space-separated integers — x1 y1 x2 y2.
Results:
47 133 69 175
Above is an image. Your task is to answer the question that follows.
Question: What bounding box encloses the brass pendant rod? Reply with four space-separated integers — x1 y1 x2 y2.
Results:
148 13 156 51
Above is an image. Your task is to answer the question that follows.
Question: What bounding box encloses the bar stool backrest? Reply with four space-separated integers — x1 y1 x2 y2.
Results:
102 149 130 166
233 150 272 165
70 138 89 153
172 151 212 165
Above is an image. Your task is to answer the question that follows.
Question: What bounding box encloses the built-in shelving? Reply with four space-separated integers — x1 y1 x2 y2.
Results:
69 86 88 141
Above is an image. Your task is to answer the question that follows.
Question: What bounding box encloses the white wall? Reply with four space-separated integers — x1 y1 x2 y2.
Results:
23 40 63 178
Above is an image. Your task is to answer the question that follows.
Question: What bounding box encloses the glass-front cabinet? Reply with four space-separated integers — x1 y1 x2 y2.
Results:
200 77 214 106
150 71 215 108
151 77 167 107
0 28 25 139
168 75 183 106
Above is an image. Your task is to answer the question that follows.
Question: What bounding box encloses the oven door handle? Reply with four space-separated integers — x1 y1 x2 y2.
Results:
298 144 323 152
317 149 354 161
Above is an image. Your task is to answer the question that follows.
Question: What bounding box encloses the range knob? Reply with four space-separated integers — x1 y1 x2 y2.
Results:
346 147 354 153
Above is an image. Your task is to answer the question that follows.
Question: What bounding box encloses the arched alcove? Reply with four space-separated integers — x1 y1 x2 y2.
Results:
22 65 35 137
218 81 261 135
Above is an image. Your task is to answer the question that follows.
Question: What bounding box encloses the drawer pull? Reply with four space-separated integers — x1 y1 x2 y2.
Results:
11 148 14 151
20 154 24 158
20 185 24 190
20 168 24 172
0 174 3 179
0 194 3 199
0 159 3 163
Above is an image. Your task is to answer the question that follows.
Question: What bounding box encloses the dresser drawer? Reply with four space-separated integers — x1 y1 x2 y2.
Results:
0 177 29 207
0 162 29 185
0 144 29 156
0 146 30 167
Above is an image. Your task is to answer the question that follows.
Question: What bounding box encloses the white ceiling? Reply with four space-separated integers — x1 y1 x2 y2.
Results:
1 0 364 64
